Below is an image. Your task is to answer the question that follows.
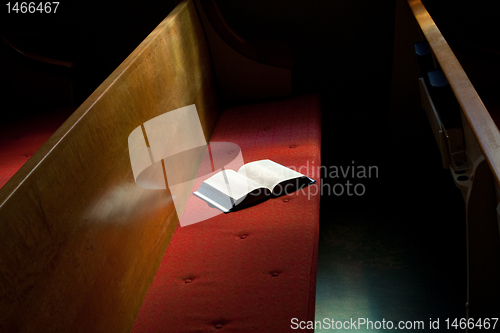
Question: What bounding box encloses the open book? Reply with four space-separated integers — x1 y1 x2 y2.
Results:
193 159 315 213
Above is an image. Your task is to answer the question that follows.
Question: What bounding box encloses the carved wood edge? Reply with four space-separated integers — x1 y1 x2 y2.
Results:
0 34 74 76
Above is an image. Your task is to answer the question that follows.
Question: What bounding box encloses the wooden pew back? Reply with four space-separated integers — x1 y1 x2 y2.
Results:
407 0 500 319
0 1 219 332
408 0 500 184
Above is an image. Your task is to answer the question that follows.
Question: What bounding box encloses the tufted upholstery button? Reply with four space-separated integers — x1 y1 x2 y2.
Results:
215 324 223 329
283 199 289 203
289 145 295 148
240 235 247 239
185 278 192 283
271 272 279 277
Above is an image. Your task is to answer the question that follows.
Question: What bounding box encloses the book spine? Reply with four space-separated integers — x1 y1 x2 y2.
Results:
193 191 231 213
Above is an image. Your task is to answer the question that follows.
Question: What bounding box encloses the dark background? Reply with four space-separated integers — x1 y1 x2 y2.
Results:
0 0 397 114
1 0 499 112
0 0 178 109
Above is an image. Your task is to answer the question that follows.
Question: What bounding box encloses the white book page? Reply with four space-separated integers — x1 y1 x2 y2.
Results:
204 169 264 201
237 159 307 191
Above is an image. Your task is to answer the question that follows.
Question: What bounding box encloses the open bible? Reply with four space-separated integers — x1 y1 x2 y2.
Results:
193 159 315 212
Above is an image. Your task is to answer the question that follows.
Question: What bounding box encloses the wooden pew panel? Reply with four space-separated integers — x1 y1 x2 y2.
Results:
407 0 500 319
0 1 219 332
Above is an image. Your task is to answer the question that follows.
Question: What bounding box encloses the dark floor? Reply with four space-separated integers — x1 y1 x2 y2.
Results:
315 105 467 332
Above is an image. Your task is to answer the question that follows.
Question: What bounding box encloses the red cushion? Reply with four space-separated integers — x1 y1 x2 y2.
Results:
132 94 321 332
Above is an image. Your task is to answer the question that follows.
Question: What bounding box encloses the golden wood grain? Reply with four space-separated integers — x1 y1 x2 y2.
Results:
0 1 219 332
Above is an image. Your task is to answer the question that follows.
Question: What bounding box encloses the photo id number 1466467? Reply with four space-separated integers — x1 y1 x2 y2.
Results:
445 318 498 330
6 2 59 13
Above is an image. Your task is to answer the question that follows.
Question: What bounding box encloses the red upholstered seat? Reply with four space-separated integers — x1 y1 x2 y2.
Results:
132 94 321 332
